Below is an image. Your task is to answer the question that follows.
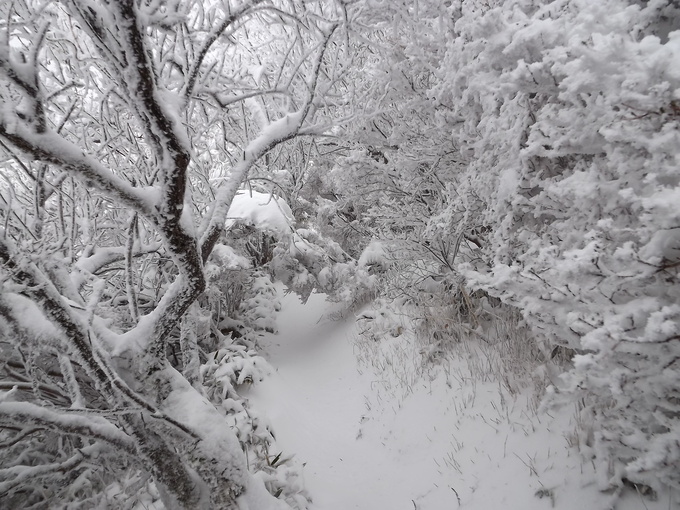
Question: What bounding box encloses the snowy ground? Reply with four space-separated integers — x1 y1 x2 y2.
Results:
247 289 677 510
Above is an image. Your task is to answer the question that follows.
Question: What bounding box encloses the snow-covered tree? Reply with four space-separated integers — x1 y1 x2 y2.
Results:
0 0 351 507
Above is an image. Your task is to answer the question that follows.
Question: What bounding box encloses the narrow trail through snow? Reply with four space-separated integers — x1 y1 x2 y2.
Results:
249 292 420 510
247 289 675 510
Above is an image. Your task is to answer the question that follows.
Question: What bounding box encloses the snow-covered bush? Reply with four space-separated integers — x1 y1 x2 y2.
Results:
439 0 680 491
205 243 253 327
200 311 311 509
271 226 377 310
240 272 281 335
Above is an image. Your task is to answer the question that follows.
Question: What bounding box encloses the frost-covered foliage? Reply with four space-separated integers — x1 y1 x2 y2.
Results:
201 342 311 509
438 0 680 491
327 0 680 495
271 227 376 308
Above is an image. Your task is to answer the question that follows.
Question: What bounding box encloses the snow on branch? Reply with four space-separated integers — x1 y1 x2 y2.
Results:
0 447 89 495
75 242 163 275
0 235 125 394
0 402 136 454
0 125 156 215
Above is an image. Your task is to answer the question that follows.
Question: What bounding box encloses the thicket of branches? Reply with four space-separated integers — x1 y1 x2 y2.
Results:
0 0 355 508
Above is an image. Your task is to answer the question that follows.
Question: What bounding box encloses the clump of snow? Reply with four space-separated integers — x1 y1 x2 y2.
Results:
1 293 63 341
237 472 290 510
357 240 392 269
208 243 252 271
226 190 294 235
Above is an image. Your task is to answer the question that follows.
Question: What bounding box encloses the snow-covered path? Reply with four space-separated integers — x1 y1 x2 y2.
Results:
247 290 676 510
249 292 419 509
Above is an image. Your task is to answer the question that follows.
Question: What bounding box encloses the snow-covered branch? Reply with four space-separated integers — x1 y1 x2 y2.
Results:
75 242 162 275
0 402 136 453
0 125 155 216
182 0 267 102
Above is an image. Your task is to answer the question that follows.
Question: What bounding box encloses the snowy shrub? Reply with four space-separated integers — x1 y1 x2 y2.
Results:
271 226 377 310
439 0 680 491
200 340 311 509
240 272 281 335
205 243 253 324
356 299 409 342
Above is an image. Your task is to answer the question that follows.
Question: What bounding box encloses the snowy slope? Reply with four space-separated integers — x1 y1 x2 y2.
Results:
247 288 677 510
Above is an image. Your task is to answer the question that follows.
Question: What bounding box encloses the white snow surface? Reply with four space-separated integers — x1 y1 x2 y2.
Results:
246 286 677 510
